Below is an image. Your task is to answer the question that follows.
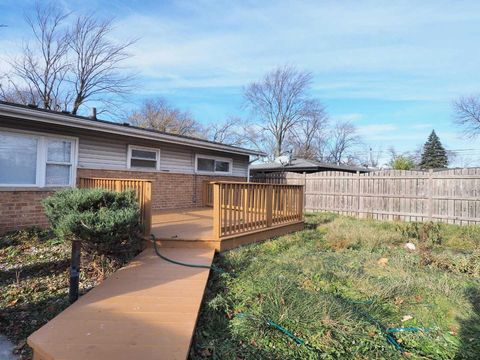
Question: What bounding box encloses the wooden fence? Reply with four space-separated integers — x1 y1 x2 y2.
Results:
211 182 304 239
253 168 480 225
78 177 153 235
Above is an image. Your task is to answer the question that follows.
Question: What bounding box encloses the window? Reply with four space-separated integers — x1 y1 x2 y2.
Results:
0 130 76 187
46 139 73 185
128 146 160 170
195 155 232 174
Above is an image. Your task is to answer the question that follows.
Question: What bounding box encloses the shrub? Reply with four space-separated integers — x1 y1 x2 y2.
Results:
43 188 142 259
395 221 442 246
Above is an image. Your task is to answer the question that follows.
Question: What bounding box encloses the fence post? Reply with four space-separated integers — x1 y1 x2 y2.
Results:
427 169 433 221
356 171 361 218
212 183 221 240
303 172 307 211
266 185 273 227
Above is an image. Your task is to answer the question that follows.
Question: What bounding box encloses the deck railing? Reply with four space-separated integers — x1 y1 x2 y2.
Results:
202 180 214 207
78 177 152 236
211 182 304 239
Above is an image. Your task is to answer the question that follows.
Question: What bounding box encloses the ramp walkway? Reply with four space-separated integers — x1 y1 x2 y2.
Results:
28 248 215 360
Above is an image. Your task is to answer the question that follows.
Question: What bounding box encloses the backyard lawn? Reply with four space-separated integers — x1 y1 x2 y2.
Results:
1 214 479 359
191 213 480 359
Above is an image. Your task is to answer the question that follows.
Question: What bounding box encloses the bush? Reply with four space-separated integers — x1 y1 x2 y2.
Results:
395 221 442 246
43 188 142 259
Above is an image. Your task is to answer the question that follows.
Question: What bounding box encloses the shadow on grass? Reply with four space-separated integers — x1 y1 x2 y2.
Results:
0 259 70 283
0 292 70 358
455 286 480 360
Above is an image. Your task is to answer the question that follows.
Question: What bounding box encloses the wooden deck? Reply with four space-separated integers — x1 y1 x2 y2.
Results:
28 248 214 360
151 207 304 251
28 181 305 359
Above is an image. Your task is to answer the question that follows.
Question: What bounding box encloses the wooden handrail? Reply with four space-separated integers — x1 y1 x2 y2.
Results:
210 181 303 187
211 182 304 240
78 177 154 182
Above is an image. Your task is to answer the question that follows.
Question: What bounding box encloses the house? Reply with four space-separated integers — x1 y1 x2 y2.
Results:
0 101 263 234
250 157 370 177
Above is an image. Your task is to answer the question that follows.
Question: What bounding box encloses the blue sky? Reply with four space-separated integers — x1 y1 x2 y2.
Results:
1 0 480 165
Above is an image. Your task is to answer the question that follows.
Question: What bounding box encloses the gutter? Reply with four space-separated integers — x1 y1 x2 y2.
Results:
0 104 265 157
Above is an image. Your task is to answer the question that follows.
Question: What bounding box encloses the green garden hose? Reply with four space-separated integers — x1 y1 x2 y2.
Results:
332 293 430 354
150 234 228 274
236 313 322 355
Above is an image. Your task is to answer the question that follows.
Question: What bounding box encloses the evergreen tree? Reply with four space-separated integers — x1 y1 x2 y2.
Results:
419 130 448 169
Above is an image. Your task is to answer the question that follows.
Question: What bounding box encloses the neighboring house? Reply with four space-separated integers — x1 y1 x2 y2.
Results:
250 157 370 177
0 101 263 234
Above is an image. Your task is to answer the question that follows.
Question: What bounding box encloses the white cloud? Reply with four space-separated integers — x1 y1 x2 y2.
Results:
357 124 398 136
411 123 433 129
91 0 480 100
332 113 364 122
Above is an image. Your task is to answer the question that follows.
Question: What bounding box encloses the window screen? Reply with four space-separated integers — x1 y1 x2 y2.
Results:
129 147 159 169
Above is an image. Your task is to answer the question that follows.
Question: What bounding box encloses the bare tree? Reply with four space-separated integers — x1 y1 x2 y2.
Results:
206 117 248 146
244 66 313 157
129 98 200 136
0 76 41 105
69 15 135 115
327 121 361 164
8 2 70 109
353 146 382 168
453 95 480 138
288 99 328 160
2 2 135 115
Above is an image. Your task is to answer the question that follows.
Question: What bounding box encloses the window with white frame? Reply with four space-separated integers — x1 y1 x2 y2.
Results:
128 146 160 170
195 155 232 174
0 130 76 187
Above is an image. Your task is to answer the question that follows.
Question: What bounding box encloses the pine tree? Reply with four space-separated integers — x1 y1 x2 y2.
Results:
419 130 448 169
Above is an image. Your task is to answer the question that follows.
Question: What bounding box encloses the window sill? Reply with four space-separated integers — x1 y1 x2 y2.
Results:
0 186 72 192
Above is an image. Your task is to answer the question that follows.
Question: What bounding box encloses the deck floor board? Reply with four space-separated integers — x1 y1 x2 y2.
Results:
28 248 214 360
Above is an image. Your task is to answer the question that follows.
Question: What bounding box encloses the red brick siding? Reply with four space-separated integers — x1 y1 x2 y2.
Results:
0 169 246 234
77 168 246 210
0 190 53 234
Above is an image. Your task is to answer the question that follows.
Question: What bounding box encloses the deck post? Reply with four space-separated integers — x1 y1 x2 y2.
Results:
298 185 304 221
144 181 152 237
266 185 273 227
212 183 221 240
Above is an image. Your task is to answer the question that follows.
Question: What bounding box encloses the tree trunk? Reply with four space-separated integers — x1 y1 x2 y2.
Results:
69 240 81 303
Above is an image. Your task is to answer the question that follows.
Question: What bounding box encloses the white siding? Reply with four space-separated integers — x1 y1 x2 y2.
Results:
0 119 249 177
78 135 127 169
78 136 249 176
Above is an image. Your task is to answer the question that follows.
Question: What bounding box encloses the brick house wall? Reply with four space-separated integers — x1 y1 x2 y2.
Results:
0 169 246 234
76 168 245 210
0 190 54 234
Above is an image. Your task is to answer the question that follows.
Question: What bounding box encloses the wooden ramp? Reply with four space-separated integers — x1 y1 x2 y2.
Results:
28 248 215 360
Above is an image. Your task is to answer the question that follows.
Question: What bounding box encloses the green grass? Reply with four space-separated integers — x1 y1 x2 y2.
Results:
191 213 480 359
0 228 127 359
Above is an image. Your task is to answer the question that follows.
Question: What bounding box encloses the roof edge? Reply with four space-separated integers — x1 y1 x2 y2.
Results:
0 101 266 157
